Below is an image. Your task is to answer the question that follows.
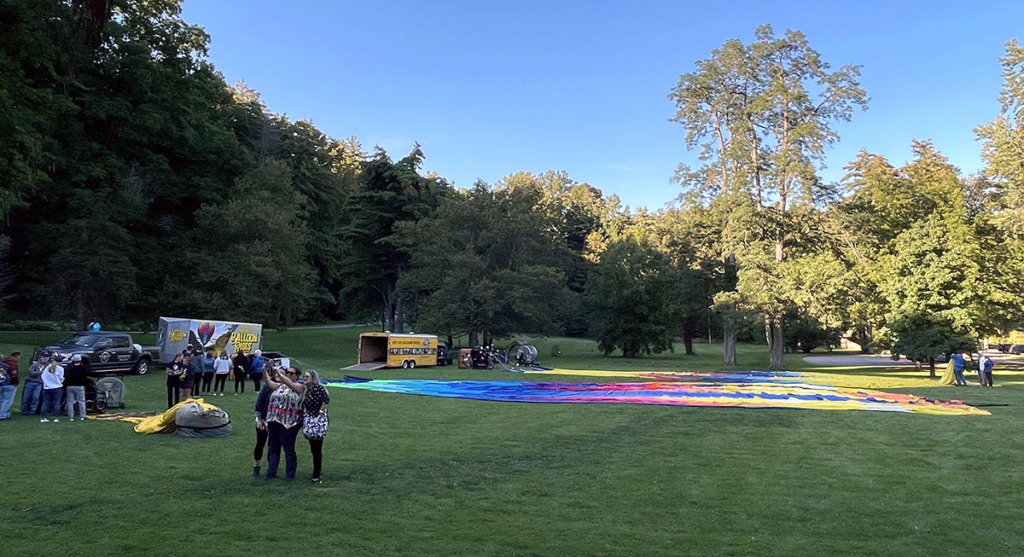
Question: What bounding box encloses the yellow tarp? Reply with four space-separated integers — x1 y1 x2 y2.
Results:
938 360 957 386
124 398 221 434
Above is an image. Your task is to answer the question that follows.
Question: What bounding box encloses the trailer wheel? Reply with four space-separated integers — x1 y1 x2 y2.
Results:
407 360 416 369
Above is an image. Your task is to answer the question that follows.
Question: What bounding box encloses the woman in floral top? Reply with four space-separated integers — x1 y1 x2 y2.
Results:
278 368 331 483
262 364 303 480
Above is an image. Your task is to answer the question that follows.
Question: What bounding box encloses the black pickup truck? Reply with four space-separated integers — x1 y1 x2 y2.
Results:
37 332 161 375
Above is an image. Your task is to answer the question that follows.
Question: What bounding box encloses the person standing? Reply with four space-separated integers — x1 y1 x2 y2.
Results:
213 352 231 396
950 352 967 386
981 353 995 387
262 364 302 480
201 351 215 396
166 353 185 408
21 351 48 415
233 350 249 395
252 375 274 477
64 355 89 421
180 354 197 400
40 355 64 422
0 351 21 420
278 368 330 483
250 350 266 393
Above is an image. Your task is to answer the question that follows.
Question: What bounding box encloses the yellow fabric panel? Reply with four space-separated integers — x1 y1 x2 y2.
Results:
938 360 957 386
124 398 220 434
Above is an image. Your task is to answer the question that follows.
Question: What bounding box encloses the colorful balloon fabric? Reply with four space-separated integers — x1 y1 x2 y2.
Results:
525 368 943 390
323 377 988 416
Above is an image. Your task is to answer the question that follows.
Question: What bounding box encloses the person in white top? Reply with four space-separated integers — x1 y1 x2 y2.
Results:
213 352 232 396
39 352 64 422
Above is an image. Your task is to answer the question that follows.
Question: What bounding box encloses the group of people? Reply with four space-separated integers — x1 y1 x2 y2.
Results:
165 347 267 408
5 350 93 422
252 362 331 483
948 351 996 387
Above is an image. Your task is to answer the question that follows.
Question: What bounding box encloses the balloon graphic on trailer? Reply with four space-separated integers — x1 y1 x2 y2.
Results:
197 322 215 345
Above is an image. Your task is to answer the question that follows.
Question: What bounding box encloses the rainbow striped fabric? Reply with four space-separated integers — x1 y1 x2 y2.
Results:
323 376 987 415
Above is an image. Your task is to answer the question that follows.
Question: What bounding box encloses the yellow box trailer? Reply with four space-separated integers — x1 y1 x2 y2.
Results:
355 332 439 369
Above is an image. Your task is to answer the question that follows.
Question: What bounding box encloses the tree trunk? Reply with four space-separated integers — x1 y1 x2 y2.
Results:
723 329 736 365
682 330 694 355
394 297 404 333
766 314 784 369
723 253 738 365
928 357 936 379
468 330 479 348
861 320 874 354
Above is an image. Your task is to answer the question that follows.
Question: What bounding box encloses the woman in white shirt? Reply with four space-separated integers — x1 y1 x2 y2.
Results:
40 355 64 422
213 353 232 396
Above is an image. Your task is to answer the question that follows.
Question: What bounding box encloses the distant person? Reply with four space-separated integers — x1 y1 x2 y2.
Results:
250 350 265 392
64 355 89 421
232 350 249 395
252 370 274 477
950 352 967 386
180 354 197 400
166 353 185 408
200 350 215 395
87 319 101 332
213 352 231 396
981 353 995 387
21 351 48 415
40 355 65 422
976 352 989 386
0 351 21 420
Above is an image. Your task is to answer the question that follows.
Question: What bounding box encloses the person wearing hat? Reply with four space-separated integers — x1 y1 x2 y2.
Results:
64 354 90 421
21 350 49 415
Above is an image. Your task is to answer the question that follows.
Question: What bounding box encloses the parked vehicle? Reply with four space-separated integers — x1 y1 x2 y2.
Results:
37 332 161 375
436 340 453 366
347 333 439 370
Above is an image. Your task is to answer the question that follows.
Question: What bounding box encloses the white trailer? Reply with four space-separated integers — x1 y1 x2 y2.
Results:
156 317 263 364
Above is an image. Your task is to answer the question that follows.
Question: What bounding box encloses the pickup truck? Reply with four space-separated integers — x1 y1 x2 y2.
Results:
37 332 162 375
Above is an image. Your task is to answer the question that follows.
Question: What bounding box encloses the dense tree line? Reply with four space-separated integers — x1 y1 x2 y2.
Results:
2 1 1023 369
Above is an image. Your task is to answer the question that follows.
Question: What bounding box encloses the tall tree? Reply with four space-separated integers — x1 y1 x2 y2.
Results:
585 238 687 358
396 182 570 345
670 25 867 368
341 146 449 332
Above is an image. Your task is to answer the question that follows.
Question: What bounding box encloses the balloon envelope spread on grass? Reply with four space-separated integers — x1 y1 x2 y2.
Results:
323 377 989 416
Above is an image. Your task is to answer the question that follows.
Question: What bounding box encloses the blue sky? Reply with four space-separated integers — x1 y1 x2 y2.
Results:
181 0 1023 209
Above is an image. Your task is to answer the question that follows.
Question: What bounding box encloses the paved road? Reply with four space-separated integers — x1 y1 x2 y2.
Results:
805 352 1024 369
803 354 916 367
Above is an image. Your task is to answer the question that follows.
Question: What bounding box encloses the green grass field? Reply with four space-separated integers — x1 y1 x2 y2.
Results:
2 328 1022 556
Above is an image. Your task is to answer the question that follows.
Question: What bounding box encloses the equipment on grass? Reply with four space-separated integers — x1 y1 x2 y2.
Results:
174 401 232 438
506 340 539 366
94 377 125 410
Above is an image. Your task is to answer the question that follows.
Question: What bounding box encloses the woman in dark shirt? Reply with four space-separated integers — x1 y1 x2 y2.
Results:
232 350 249 395
166 353 185 409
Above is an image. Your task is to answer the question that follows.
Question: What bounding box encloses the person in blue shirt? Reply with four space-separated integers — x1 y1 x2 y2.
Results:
950 352 967 386
249 350 265 392
87 319 101 332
